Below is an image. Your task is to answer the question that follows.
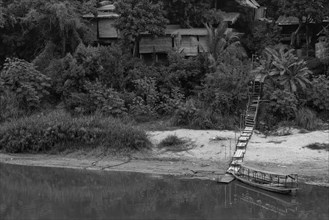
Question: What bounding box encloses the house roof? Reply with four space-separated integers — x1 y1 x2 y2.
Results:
276 15 329 25
83 11 119 18
83 3 118 19
98 4 115 11
235 0 260 9
171 28 208 36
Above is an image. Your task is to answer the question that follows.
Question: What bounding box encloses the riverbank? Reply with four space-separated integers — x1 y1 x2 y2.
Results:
0 129 328 186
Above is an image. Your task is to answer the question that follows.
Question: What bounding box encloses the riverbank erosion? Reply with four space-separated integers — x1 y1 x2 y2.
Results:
0 129 328 186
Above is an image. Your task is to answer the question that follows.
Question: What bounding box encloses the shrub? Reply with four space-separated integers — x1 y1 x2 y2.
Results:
128 77 159 121
0 110 150 153
158 135 186 148
295 107 319 130
268 90 298 121
201 61 252 115
190 109 235 130
0 90 22 122
303 143 329 151
306 75 329 112
65 81 127 117
171 99 198 126
0 58 51 112
243 20 281 55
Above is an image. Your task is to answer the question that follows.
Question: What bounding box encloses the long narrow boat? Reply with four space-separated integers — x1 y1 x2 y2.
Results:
230 165 299 195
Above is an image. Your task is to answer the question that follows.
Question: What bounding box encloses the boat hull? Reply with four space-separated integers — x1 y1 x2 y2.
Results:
232 174 298 195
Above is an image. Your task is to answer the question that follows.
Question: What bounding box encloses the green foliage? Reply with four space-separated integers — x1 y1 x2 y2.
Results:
0 58 51 112
306 75 329 112
0 90 22 122
243 20 281 55
0 110 150 153
0 0 4 28
189 108 235 130
114 0 168 56
0 0 96 62
171 99 198 127
279 0 327 22
295 107 319 130
66 81 127 117
257 47 312 94
163 53 209 96
162 0 212 27
158 135 186 148
304 143 329 151
129 77 159 120
204 19 247 70
171 99 235 130
268 90 298 121
201 62 252 116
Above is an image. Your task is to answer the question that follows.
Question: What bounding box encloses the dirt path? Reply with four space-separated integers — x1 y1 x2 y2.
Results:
0 129 328 186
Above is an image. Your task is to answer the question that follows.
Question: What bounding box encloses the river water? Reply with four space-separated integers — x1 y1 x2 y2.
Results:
0 163 328 220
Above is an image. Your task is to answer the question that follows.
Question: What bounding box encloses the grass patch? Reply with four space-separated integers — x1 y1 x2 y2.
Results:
158 135 192 152
0 110 151 154
303 143 329 151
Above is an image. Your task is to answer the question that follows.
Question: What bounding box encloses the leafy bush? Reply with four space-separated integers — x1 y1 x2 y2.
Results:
306 75 329 112
201 61 252 115
0 58 51 112
0 110 150 153
171 99 198 126
0 90 22 122
190 108 235 130
295 107 319 130
243 20 281 55
268 90 298 121
66 81 127 117
158 135 186 148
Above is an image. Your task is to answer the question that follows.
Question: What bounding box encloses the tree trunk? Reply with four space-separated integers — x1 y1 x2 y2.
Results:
133 36 140 57
62 33 66 57
291 20 303 49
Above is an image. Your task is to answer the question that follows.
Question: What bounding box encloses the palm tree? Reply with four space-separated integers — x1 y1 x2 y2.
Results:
254 47 312 93
203 19 246 70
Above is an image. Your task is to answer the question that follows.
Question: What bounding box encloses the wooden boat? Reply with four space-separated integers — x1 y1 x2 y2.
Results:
230 165 299 195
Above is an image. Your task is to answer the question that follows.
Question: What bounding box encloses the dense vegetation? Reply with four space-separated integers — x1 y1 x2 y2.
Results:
0 0 328 153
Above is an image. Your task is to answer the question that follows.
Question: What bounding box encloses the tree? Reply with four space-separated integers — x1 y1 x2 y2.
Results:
0 0 4 28
114 0 168 57
161 0 212 28
0 0 96 63
256 47 312 94
203 10 246 70
279 0 327 51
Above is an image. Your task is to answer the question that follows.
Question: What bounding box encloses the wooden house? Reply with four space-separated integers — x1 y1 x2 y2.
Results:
83 3 119 44
276 16 329 48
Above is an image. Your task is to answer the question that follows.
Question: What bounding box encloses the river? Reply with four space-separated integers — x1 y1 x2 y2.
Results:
0 163 328 220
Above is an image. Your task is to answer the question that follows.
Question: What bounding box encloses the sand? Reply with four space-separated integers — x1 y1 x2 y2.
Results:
0 128 328 185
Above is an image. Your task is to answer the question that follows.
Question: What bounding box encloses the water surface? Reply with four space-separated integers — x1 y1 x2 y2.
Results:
0 163 328 220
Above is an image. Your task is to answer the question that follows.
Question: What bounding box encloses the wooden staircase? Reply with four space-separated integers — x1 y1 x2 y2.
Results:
226 75 263 174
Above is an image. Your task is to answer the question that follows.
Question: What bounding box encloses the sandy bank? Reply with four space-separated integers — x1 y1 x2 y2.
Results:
0 129 328 186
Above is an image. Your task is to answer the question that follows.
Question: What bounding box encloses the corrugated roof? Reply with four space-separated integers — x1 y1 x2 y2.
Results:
98 4 115 11
171 28 208 36
83 3 118 18
83 11 119 19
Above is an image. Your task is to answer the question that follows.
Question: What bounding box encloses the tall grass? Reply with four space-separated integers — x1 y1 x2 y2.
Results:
0 110 150 154
295 107 319 130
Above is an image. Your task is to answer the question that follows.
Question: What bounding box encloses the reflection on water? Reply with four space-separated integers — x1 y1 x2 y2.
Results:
0 163 328 220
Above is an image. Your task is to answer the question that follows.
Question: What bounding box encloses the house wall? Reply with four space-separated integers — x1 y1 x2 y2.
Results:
139 36 173 54
98 19 118 39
